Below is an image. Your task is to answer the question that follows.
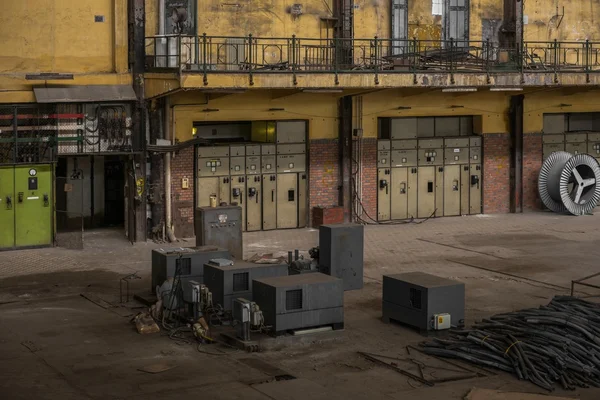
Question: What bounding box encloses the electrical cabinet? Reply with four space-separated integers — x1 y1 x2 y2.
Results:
14 165 53 248
0 165 53 249
382 272 465 331
391 167 418 220
543 134 565 160
319 223 364 291
377 168 391 221
588 133 600 158
460 165 470 215
417 166 436 218
378 140 391 168
151 246 231 292
0 166 15 249
391 118 417 139
277 173 298 229
565 133 587 155
252 273 344 334
276 121 306 143
262 174 277 230
195 205 243 259
203 260 288 311
246 175 262 231
443 165 461 216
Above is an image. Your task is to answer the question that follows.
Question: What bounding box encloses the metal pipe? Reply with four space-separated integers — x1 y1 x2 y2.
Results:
164 97 176 242
294 249 299 261
288 251 293 266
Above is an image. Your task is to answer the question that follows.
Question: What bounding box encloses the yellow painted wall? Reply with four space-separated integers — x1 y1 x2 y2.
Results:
359 89 510 138
0 0 128 74
524 89 600 133
524 0 600 41
171 90 338 142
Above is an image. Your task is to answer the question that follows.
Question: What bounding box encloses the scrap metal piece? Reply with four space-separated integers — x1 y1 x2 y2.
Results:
538 151 600 215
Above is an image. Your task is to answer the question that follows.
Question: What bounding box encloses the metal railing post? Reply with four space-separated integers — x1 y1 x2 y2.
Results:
450 38 455 84
334 37 339 84
248 34 254 86
374 36 380 84
291 34 298 85
202 33 208 85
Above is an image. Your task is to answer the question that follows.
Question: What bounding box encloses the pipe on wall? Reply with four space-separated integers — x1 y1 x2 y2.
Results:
164 96 176 242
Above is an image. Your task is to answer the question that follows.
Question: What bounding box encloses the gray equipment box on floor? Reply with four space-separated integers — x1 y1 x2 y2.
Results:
151 246 231 293
195 206 243 259
203 260 288 311
382 272 465 331
252 273 344 334
319 223 364 291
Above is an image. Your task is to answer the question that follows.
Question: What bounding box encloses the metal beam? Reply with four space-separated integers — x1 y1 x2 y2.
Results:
338 95 353 222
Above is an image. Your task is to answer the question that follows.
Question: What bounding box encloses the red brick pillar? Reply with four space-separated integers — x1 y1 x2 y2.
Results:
483 134 511 213
308 139 340 226
171 146 195 238
523 133 543 210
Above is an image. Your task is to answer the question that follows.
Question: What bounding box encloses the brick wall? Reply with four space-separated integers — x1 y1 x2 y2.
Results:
308 139 340 225
359 138 377 221
483 134 511 214
523 133 542 210
171 146 195 238
149 153 165 235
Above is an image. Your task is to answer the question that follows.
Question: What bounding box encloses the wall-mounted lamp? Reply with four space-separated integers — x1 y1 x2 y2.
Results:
449 105 464 109
202 108 219 112
442 87 477 93
490 87 523 92
397 106 412 110
269 108 285 111
559 103 572 107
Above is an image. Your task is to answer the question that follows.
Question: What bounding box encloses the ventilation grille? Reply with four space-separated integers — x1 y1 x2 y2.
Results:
233 272 249 292
286 289 303 311
175 258 192 276
409 288 422 309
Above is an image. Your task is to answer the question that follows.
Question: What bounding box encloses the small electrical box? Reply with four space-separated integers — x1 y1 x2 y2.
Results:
433 313 451 330
182 177 189 189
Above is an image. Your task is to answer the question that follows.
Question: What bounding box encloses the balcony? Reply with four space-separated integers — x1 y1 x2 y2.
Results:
144 35 600 91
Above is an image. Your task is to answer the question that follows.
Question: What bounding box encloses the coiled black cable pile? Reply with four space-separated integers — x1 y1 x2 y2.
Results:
420 296 600 391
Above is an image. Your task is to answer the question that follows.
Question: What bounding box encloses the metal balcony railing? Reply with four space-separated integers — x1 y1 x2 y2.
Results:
145 35 600 75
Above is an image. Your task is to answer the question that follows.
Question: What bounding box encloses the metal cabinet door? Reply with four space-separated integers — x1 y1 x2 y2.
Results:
435 166 444 217
230 176 246 231
391 167 408 220
469 164 482 214
377 168 391 221
417 166 436 218
443 165 461 216
407 167 418 219
246 175 262 232
15 165 52 247
276 173 298 229
0 166 14 249
197 177 218 207
298 173 307 228
262 174 277 230
460 165 470 215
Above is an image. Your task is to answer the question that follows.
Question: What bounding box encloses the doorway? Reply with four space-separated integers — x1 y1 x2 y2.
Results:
104 156 125 227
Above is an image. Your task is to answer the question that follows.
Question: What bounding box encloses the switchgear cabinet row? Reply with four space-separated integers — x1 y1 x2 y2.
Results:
0 165 53 250
377 137 482 221
195 121 308 232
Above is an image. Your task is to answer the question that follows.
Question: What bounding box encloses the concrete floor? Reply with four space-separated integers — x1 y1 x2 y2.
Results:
1 212 600 399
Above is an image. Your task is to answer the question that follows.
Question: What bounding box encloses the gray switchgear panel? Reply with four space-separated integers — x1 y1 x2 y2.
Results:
319 223 364 291
195 205 243 259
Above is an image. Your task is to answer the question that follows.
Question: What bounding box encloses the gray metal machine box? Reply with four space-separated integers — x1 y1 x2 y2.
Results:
319 223 364 291
252 273 344 334
382 272 465 331
151 246 231 292
195 205 243 259
203 260 288 311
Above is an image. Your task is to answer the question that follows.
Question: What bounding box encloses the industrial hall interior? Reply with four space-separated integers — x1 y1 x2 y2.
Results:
6 0 600 400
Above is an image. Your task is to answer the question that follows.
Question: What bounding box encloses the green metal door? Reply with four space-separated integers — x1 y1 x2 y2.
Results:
0 167 15 249
15 165 53 247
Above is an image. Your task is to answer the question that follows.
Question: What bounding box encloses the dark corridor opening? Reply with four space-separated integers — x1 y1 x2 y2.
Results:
104 156 125 227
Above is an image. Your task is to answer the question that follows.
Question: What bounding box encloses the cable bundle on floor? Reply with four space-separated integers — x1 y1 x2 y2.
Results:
420 296 600 391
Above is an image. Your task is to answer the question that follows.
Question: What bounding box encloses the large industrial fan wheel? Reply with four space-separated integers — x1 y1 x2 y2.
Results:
538 151 600 215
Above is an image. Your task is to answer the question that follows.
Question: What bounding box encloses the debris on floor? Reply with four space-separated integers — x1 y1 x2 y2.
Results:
422 296 600 391
246 253 288 264
133 312 160 334
138 362 176 374
464 387 576 400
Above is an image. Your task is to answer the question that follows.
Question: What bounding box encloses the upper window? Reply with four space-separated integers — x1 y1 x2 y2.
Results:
432 0 443 16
